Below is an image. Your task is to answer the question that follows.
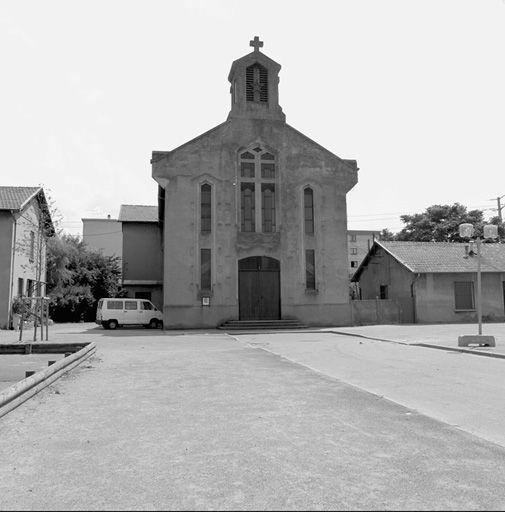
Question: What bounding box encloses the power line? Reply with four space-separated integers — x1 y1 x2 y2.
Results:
488 195 505 222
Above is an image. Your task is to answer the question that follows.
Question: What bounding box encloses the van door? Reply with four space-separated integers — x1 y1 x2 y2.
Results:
124 300 139 325
139 300 152 325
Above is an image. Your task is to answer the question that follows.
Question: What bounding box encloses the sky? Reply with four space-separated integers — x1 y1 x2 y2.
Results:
1 0 504 235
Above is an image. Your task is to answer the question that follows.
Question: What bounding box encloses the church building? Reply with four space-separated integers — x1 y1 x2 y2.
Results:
152 37 358 328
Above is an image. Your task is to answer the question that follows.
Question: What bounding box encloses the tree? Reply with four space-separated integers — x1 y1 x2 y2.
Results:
378 228 396 241
395 203 488 242
46 234 122 322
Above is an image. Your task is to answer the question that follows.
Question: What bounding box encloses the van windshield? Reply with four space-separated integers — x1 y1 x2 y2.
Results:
98 299 103 309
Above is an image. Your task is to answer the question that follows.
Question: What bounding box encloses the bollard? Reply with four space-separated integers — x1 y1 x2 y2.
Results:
25 371 36 378
48 360 56 366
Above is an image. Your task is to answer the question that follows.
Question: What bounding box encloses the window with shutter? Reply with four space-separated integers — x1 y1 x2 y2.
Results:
246 63 268 103
454 281 474 310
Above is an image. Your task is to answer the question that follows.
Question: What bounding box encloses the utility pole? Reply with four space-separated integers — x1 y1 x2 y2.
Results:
489 194 505 222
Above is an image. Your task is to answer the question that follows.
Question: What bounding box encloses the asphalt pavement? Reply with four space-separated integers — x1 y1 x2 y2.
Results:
1 327 505 510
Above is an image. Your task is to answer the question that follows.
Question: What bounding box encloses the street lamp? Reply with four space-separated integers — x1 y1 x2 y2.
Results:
458 223 498 347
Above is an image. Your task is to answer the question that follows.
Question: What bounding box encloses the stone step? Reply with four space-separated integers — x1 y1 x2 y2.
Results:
218 319 307 330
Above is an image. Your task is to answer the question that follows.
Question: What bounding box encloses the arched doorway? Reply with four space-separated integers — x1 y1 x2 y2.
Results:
238 256 280 320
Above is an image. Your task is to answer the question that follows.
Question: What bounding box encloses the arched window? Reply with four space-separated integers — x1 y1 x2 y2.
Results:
304 188 314 234
246 63 268 103
239 147 276 233
201 184 211 233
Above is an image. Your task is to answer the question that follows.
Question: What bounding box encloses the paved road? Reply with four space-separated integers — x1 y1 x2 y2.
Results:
1 329 505 510
235 331 505 448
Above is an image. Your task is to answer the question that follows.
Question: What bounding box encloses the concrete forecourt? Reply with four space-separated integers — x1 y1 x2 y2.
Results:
0 323 505 510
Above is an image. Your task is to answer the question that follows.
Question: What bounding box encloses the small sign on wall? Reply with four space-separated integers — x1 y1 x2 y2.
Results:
202 297 210 307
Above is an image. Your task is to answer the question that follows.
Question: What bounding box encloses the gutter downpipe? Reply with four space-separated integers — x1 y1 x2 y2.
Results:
411 273 421 324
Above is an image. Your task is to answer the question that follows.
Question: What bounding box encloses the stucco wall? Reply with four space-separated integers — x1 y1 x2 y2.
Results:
82 218 123 260
0 201 48 328
122 222 163 282
358 246 415 302
154 117 357 328
416 272 505 323
0 212 14 329
12 202 47 298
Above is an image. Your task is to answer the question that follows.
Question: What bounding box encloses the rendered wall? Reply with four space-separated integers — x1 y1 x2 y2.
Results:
122 222 162 282
416 272 505 323
0 212 14 329
154 117 357 328
82 219 123 260
358 247 415 302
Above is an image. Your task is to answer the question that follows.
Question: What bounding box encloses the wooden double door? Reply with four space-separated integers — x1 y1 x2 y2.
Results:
239 256 280 320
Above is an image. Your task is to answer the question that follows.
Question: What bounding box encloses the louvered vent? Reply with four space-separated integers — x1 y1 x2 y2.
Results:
246 64 268 103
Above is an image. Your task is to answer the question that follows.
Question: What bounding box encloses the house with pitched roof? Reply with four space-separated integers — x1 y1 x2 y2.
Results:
82 204 163 308
352 241 505 324
0 186 54 328
118 205 163 308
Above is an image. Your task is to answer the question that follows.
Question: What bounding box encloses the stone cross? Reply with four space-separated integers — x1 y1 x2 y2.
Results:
250 36 263 52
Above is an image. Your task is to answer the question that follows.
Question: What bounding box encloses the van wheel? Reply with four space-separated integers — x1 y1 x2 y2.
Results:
108 320 118 330
149 318 159 329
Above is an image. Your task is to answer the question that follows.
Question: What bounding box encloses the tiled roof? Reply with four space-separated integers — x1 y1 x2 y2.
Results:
118 204 158 223
378 241 505 273
0 186 41 210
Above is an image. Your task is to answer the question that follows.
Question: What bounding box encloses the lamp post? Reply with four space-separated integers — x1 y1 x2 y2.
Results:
458 223 498 347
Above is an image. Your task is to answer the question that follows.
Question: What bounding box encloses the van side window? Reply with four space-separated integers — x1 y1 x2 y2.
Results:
107 300 123 310
125 301 138 310
142 301 152 310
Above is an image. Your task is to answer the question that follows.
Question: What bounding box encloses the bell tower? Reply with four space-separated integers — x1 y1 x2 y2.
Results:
228 37 285 122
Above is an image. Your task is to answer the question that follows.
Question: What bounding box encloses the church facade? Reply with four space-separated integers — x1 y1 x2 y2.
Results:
152 38 358 328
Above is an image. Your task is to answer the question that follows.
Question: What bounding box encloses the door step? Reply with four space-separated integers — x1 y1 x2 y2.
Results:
218 319 307 330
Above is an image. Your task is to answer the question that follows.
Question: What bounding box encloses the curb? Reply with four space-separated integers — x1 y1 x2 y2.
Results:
412 343 505 360
0 342 97 419
328 330 505 360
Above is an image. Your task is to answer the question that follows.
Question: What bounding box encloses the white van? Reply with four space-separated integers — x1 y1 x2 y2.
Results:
96 298 163 329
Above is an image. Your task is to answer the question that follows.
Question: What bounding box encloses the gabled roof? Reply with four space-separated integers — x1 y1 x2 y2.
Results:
0 186 54 236
352 240 505 281
118 204 158 223
0 186 42 211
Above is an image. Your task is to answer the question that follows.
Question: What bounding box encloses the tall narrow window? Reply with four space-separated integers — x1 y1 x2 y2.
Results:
239 146 276 233
201 249 211 291
201 184 211 233
29 231 35 261
305 250 316 290
241 183 255 232
262 184 275 233
304 188 314 234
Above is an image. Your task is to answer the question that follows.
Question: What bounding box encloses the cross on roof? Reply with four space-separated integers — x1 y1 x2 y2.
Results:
250 36 263 52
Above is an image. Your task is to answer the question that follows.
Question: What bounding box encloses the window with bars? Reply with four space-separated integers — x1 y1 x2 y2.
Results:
305 250 316 290
201 249 211 291
200 184 211 233
304 188 314 234
454 281 475 310
245 63 268 103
